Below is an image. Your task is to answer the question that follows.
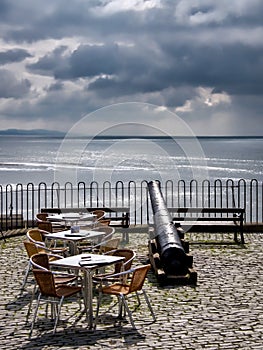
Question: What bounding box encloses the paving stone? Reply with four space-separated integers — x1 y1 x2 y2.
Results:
1 231 263 349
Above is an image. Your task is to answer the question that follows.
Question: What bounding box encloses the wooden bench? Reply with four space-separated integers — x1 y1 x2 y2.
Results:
167 207 245 244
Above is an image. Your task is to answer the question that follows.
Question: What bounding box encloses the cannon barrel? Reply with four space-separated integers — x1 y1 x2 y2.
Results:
148 181 188 275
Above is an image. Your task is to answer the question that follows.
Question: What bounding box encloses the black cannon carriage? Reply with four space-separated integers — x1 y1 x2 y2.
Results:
148 181 197 285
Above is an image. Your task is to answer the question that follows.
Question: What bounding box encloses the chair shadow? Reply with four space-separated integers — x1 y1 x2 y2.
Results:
20 323 146 349
5 290 33 311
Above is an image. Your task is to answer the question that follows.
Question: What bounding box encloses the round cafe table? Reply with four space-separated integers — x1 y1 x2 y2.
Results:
47 212 95 226
44 229 105 255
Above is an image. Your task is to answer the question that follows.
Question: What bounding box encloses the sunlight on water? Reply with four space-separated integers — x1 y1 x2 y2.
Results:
0 136 262 187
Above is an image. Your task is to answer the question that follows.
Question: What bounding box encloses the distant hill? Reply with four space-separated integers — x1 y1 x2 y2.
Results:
0 129 261 139
0 129 65 137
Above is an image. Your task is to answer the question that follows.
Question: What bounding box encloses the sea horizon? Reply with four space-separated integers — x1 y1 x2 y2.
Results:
0 128 263 139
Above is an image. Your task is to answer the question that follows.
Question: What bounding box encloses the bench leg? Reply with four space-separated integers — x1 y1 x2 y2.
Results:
234 231 238 244
234 229 245 245
240 231 245 245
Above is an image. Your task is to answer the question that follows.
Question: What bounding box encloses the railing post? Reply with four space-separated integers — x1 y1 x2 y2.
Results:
214 179 223 209
15 183 23 228
178 180 186 207
26 183 34 228
140 180 148 226
102 181 110 208
64 182 73 208
51 182 60 208
6 184 13 229
128 181 136 225
250 179 259 223
237 179 246 223
190 179 198 207
202 179 211 208
38 182 47 212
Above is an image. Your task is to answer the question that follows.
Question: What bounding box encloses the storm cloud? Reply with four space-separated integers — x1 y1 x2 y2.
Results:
0 48 32 65
0 0 262 135
0 69 31 98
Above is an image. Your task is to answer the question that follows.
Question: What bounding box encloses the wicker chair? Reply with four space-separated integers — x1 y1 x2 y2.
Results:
22 242 66 319
92 210 106 221
94 264 156 329
93 248 136 284
30 253 79 285
98 238 120 254
22 241 41 292
104 248 135 274
36 212 66 232
27 252 79 322
22 240 60 291
78 226 116 254
29 269 82 337
36 212 48 222
26 229 68 256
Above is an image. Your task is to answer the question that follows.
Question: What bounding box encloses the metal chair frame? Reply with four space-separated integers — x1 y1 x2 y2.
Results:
29 269 82 337
95 264 156 329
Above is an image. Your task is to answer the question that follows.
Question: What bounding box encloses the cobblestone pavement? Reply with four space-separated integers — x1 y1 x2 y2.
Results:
1 231 263 349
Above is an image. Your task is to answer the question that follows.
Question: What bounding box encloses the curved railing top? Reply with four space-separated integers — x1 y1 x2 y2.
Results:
0 178 262 229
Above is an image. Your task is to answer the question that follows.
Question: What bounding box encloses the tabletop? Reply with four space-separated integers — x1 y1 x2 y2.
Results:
44 229 105 242
47 212 95 222
50 253 124 270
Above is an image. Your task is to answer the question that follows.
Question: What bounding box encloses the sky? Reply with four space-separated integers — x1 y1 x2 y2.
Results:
0 0 263 136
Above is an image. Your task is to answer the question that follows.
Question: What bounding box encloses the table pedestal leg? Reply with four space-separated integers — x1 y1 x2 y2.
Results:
83 269 94 329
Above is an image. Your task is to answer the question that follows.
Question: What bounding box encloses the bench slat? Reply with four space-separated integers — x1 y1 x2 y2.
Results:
167 207 245 244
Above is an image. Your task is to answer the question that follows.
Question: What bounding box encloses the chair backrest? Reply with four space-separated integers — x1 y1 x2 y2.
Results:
110 249 136 274
98 219 110 226
96 226 115 244
93 210 105 221
37 221 53 233
27 229 45 244
24 241 40 258
129 264 151 293
36 212 48 222
31 253 50 271
32 269 57 297
95 226 115 235
99 238 120 254
24 240 49 257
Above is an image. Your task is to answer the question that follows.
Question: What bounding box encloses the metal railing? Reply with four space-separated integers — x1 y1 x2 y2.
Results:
0 179 262 230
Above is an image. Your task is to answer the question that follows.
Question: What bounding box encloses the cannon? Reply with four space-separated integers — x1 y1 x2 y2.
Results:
148 181 197 285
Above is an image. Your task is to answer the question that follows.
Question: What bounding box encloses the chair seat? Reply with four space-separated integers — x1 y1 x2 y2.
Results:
101 283 130 296
54 275 77 285
55 284 82 298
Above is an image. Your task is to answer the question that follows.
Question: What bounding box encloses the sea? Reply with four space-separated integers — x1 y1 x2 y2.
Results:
0 135 262 188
